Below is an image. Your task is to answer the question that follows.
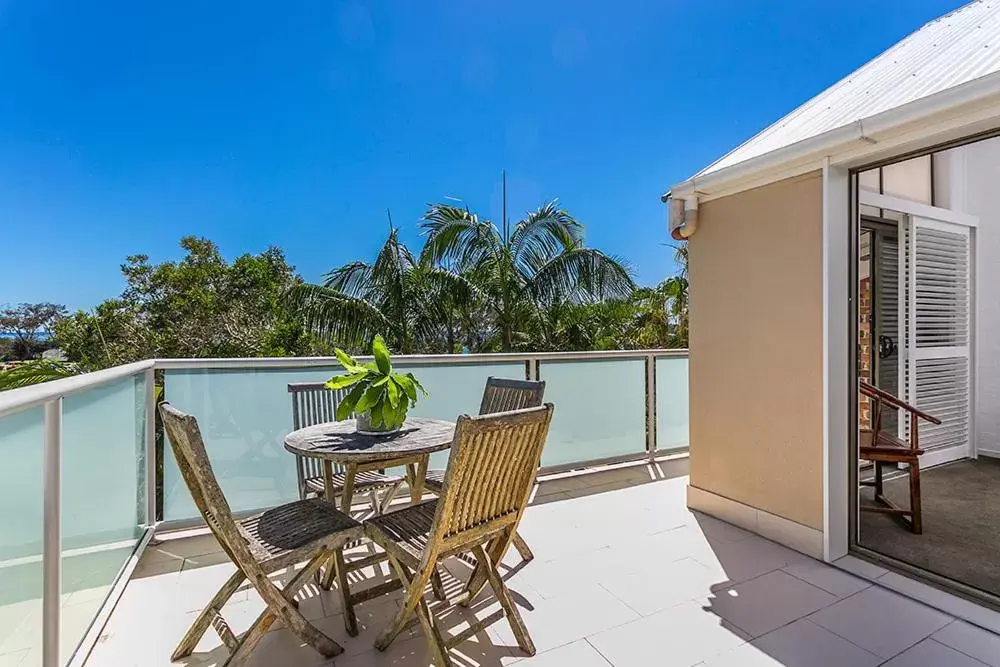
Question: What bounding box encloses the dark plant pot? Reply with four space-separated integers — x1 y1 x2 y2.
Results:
356 411 402 436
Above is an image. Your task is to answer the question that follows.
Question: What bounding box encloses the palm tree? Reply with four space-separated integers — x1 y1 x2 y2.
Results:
420 201 635 352
663 244 689 347
291 228 472 353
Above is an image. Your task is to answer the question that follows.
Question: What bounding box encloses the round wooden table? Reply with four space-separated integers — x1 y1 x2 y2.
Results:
283 417 456 511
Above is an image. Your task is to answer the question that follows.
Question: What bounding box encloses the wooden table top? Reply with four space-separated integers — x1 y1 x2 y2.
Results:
283 417 456 463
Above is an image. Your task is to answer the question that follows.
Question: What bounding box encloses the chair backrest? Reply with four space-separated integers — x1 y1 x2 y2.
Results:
288 382 348 480
428 404 554 557
288 382 349 430
479 377 545 416
159 402 259 569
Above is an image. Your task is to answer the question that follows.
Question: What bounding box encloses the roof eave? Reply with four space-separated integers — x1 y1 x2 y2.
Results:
666 69 1000 203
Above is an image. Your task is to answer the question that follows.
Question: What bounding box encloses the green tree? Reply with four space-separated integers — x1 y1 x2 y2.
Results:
55 237 318 370
662 244 689 347
420 201 635 352
291 227 474 353
0 302 66 360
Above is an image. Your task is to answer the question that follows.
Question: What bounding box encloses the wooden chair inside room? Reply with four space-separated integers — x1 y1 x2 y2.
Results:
288 382 404 514
159 403 364 667
423 377 545 563
859 381 941 534
362 404 555 667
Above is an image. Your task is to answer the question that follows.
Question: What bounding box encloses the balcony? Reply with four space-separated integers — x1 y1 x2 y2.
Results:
1 351 996 667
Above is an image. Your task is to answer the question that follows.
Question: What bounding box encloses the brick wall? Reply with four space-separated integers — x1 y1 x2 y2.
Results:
858 276 872 431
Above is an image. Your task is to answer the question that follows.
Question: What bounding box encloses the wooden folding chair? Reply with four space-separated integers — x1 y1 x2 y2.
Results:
159 403 364 667
423 377 545 563
288 382 404 514
364 404 555 666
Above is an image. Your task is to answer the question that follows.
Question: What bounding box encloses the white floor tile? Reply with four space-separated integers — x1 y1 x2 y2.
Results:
598 557 723 616
832 555 887 580
808 586 951 659
489 584 638 654
782 560 871 598
0 650 28 667
515 640 611 666
932 620 1000 666
706 570 837 638
587 600 748 667
693 534 809 585
705 619 881 667
881 638 990 666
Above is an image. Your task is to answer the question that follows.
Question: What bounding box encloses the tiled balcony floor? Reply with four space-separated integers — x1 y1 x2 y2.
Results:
83 460 1000 667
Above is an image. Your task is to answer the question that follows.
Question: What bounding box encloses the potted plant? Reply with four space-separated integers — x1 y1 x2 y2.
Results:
325 335 428 435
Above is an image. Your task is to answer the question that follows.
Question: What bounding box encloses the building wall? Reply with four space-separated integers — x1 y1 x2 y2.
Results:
688 171 824 530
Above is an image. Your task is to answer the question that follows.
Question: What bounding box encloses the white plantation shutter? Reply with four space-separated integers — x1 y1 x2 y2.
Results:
900 216 971 457
877 234 900 434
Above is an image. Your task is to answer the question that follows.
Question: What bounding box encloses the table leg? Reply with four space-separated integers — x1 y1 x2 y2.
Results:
340 465 357 514
408 456 428 504
321 463 357 591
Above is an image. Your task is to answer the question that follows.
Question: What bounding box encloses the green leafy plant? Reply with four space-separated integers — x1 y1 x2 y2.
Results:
0 360 79 391
325 334 427 431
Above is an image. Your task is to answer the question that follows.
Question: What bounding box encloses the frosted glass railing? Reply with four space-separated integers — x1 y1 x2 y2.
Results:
656 356 690 451
537 358 647 467
162 361 525 522
0 373 147 666
60 375 147 662
0 406 43 663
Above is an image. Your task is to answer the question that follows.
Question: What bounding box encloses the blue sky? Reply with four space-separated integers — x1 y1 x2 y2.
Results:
0 0 963 311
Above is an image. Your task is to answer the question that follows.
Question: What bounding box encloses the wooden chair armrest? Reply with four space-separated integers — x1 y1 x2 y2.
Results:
860 381 941 425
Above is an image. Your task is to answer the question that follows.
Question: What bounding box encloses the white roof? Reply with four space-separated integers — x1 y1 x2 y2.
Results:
696 0 1000 178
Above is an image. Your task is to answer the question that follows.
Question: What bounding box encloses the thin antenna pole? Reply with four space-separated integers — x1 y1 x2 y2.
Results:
502 169 508 244
386 208 393 231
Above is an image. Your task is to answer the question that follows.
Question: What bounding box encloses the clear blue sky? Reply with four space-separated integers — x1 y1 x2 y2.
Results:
0 0 963 311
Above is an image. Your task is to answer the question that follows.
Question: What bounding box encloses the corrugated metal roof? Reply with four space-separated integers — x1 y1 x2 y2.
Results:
697 0 1000 177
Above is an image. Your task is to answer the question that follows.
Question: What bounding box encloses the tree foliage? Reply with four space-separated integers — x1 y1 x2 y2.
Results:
28 204 688 378
54 237 323 370
0 302 66 360
419 201 636 351
289 228 474 354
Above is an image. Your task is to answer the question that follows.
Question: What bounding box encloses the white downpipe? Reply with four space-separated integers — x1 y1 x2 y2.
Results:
669 195 700 240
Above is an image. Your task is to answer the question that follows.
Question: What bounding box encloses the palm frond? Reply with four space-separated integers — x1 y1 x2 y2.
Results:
510 200 584 274
287 283 393 349
0 360 80 391
527 248 635 304
420 204 502 268
322 261 372 296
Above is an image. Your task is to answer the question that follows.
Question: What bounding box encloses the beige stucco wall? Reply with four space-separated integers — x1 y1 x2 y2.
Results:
688 171 824 530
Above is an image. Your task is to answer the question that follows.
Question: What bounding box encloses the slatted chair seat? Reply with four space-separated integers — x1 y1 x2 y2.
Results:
423 377 545 564
289 382 404 514
302 470 403 499
159 403 364 667
422 469 446 492
238 499 361 570
360 405 555 667
364 500 438 563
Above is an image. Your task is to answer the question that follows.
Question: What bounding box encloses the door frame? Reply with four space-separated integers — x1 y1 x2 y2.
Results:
858 189 979 464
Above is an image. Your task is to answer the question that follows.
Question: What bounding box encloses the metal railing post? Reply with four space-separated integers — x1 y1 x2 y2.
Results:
646 354 657 459
42 398 62 667
144 367 156 529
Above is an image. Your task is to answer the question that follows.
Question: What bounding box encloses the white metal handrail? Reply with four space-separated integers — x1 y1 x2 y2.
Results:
0 348 688 667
